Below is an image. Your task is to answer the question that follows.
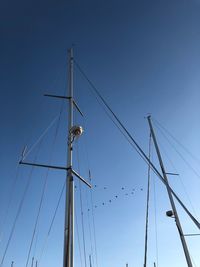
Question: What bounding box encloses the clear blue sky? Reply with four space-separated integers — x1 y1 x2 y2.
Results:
0 1 200 267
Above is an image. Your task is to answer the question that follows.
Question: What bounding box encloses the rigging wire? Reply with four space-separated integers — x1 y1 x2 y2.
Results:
3 56 68 266
73 104 86 267
37 180 66 266
1 99 63 265
85 190 95 267
74 103 97 267
89 172 99 267
191 255 198 267
25 170 49 267
74 61 153 184
152 118 200 180
152 154 159 267
72 112 84 267
81 112 98 267
74 61 176 179
26 99 65 266
23 115 59 161
152 134 198 218
0 165 20 244
25 98 65 267
74 60 200 231
143 133 151 267
23 54 67 159
75 208 84 267
81 118 91 175
32 231 39 262
152 118 200 165
0 143 42 267
76 142 87 267
36 57 71 265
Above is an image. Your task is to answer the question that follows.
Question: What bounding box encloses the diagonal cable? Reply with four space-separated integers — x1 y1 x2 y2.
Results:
0 143 42 267
25 99 65 267
74 60 200 231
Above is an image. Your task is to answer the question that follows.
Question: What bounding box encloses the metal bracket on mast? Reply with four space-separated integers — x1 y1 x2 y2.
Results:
71 169 91 188
184 233 200 237
19 161 69 171
44 94 84 117
165 172 179 176
19 160 91 188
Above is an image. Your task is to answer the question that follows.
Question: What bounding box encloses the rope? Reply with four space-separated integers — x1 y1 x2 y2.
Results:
74 60 200 231
0 143 42 267
143 133 151 267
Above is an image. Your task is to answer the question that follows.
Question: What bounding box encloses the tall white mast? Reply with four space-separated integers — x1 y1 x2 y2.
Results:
147 115 193 267
143 133 151 267
19 47 91 267
63 48 74 267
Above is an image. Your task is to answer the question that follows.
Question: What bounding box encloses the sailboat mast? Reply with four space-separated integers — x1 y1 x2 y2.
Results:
18 47 90 267
147 116 193 267
63 48 74 267
143 133 151 267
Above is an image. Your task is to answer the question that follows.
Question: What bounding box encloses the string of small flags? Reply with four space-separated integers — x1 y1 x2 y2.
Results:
75 184 144 209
